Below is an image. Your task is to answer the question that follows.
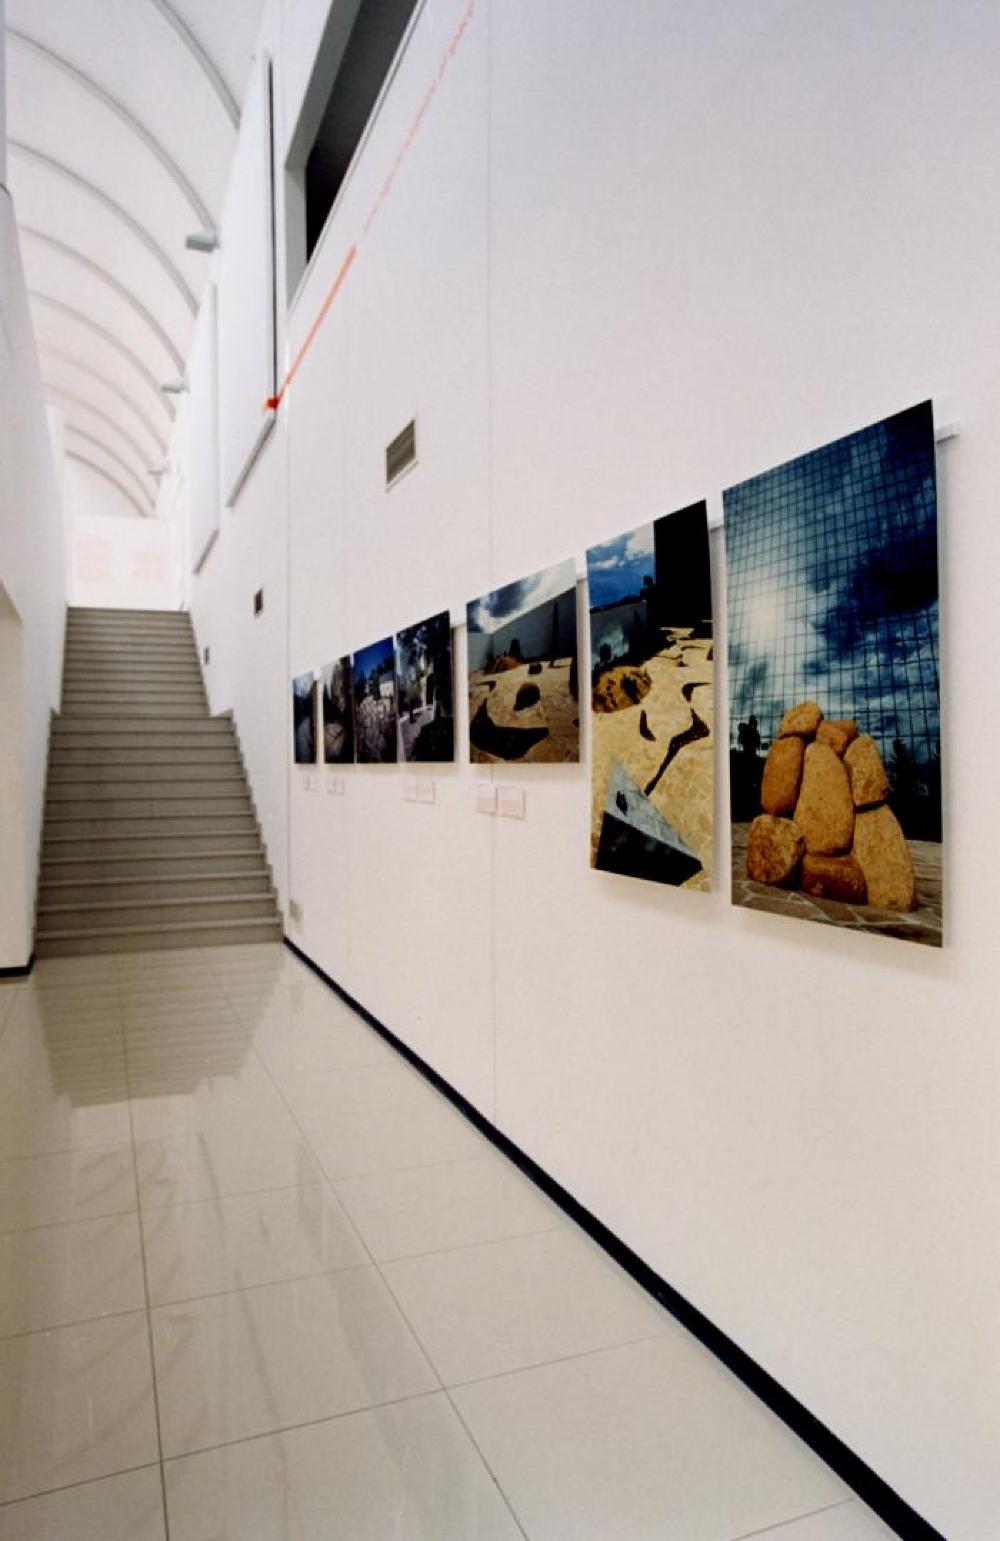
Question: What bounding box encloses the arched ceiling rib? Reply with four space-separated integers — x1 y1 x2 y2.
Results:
66 451 151 519
64 426 157 512
6 28 214 230
8 141 198 313
29 292 176 417
20 227 185 371
42 350 170 457
148 0 240 128
4 1 266 516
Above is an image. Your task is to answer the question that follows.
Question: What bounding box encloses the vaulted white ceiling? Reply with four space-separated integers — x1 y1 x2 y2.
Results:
5 0 266 515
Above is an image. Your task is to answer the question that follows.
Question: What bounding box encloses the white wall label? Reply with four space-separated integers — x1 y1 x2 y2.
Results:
403 777 419 802
418 778 436 805
498 785 526 819
476 782 497 815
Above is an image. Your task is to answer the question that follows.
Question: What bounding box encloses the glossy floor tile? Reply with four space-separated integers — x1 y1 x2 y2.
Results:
383 1226 670 1384
0 1467 167 1541
452 1335 849 1541
151 1268 438 1457
0 1214 144 1337
162 1394 522 1540
141 1184 367 1304
333 1150 562 1261
0 1311 159 1503
0 945 895 1538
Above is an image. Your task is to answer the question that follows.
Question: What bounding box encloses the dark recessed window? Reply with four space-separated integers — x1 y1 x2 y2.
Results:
287 0 421 291
203 645 211 665
253 589 264 616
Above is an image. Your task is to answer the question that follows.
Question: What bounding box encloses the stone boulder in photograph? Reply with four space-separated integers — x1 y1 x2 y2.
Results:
816 718 859 757
853 805 917 911
801 852 868 904
844 734 890 808
792 743 854 854
761 736 805 816
746 815 805 886
778 701 824 739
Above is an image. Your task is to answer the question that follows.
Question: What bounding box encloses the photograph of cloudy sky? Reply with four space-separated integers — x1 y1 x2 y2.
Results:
467 558 579 763
725 400 941 946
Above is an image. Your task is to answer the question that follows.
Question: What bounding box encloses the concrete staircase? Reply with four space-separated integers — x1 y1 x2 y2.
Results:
35 607 283 957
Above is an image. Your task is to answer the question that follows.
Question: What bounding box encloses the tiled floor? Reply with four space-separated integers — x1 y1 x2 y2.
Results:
0 945 896 1539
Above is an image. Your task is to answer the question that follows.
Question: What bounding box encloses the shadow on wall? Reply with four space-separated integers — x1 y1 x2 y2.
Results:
0 586 29 967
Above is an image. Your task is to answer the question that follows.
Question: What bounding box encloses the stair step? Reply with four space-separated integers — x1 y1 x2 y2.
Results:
34 916 284 958
52 718 232 739
50 748 242 767
41 851 269 880
40 873 274 905
37 893 279 931
60 704 211 719
62 669 203 684
48 771 248 792
46 797 253 823
42 813 258 838
42 832 264 859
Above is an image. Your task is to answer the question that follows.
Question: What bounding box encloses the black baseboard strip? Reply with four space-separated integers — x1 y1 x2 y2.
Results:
283 935 943 1541
0 953 34 979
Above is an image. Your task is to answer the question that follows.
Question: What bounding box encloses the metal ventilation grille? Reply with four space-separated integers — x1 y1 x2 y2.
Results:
386 419 417 486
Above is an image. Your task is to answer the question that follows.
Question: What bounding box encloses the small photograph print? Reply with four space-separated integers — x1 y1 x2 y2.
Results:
725 399 942 947
292 671 317 765
321 656 354 765
466 558 579 763
352 637 398 764
586 502 713 891
395 610 454 762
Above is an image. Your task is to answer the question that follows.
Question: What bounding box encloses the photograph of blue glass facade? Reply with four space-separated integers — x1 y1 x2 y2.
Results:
725 401 942 945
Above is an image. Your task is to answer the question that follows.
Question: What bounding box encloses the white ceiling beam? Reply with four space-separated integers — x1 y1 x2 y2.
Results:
29 291 176 418
43 384 159 474
147 0 239 129
20 225 185 371
63 425 157 511
65 450 152 518
41 349 169 457
6 28 215 230
8 141 197 313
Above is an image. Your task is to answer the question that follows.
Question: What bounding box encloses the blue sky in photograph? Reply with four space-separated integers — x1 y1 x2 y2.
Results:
353 636 394 687
586 523 655 609
467 558 575 634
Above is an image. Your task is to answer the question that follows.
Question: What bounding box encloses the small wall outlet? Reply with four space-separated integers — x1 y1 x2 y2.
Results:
288 898 302 923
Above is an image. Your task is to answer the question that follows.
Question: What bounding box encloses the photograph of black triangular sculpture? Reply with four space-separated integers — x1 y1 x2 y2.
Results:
595 761 703 885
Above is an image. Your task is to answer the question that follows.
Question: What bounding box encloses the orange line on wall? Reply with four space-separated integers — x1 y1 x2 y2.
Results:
264 0 477 414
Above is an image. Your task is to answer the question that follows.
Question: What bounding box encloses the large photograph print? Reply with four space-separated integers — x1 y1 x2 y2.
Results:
395 611 454 762
321 656 354 764
725 400 942 946
587 503 713 889
467 558 579 763
291 671 317 764
352 638 398 763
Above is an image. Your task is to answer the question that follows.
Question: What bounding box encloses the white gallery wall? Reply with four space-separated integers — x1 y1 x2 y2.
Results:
0 185 65 967
186 3 1000 1536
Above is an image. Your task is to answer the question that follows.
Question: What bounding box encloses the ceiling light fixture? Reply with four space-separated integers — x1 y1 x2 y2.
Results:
185 230 219 252
161 379 189 394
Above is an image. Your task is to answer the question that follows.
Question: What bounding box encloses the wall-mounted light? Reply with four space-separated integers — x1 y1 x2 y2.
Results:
161 379 189 395
185 230 219 253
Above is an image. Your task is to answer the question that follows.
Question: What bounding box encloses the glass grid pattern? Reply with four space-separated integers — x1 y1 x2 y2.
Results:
724 404 940 779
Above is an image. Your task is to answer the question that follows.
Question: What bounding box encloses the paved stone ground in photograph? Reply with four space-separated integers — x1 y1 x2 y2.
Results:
731 824 943 946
